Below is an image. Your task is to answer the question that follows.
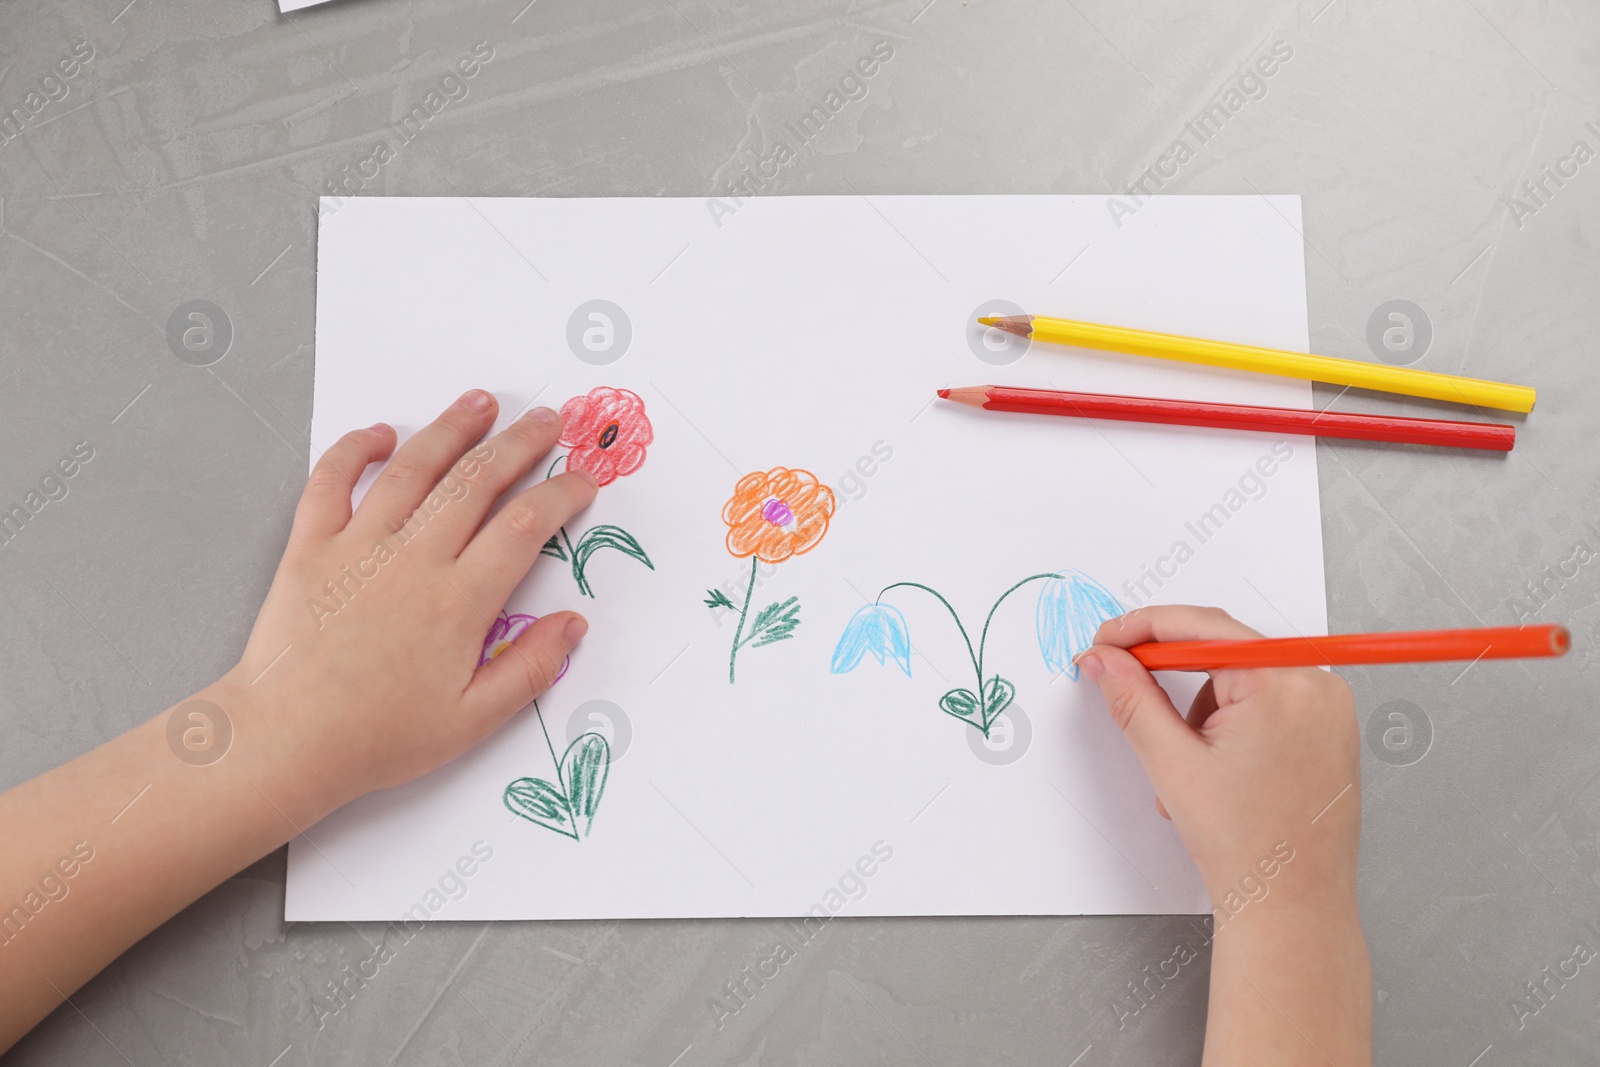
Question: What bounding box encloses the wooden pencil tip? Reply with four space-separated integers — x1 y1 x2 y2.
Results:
941 386 990 408
978 315 1033 338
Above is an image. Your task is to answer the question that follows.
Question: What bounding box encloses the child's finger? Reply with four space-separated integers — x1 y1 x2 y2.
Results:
454 471 599 604
355 390 498 538
428 406 564 557
1092 604 1262 649
463 611 588 727
1186 678 1220 729
290 424 395 541
1077 643 1204 798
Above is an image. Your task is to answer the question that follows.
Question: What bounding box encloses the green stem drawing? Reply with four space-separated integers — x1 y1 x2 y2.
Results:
974 573 1062 688
559 526 592 597
878 581 979 680
871 573 1063 738
537 454 652 598
711 556 803 684
728 557 758 683
536 699 563 796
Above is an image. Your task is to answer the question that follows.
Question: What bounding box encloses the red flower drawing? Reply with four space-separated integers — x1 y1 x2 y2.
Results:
559 387 652 486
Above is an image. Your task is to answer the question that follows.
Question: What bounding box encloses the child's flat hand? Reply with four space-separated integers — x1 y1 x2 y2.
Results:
217 390 597 819
1076 605 1360 909
0 390 604 1049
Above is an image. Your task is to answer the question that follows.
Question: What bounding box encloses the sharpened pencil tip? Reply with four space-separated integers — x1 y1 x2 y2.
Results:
977 315 1034 338
940 386 989 408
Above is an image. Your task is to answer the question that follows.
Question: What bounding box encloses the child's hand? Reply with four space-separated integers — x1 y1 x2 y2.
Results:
216 390 598 819
1076 605 1360 910
1078 606 1371 1064
0 390 610 1052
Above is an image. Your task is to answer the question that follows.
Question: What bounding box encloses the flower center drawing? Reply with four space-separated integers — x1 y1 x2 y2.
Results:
598 421 620 449
762 498 795 528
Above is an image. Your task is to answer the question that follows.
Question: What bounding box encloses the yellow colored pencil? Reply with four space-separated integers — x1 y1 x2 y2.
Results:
977 314 1536 413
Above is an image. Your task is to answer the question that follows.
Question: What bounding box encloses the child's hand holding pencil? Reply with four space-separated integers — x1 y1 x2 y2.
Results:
1078 606 1373 1066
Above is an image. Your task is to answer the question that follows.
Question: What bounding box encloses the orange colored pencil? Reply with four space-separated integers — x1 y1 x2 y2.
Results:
1129 624 1568 672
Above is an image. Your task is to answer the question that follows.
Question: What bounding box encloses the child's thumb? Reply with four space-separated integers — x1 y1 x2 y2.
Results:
465 612 588 729
1077 644 1201 788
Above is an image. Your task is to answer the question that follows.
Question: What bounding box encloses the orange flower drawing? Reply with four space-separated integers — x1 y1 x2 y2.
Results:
706 467 837 683
721 467 836 564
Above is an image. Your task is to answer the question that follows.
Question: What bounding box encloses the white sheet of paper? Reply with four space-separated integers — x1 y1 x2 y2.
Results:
278 0 337 12
288 194 1326 921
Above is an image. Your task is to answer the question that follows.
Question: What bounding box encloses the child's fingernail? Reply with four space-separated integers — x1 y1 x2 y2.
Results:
526 406 559 426
461 389 493 412
1077 652 1105 682
369 422 391 434
571 467 599 488
564 616 588 648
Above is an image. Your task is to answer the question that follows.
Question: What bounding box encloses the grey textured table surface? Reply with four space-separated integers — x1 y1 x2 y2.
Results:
2 0 1597 1064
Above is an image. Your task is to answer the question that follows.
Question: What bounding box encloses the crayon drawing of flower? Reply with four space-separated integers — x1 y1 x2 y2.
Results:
480 612 609 843
1035 571 1125 681
704 467 836 683
830 570 1123 738
722 468 833 562
539 386 655 597
830 604 912 676
479 612 570 681
559 386 652 486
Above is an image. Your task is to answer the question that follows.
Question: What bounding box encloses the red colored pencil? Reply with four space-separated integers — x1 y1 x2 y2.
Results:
937 385 1515 452
1129 624 1568 672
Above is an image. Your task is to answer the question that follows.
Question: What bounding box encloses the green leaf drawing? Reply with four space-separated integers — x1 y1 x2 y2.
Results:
561 733 611 838
938 687 984 729
503 777 577 840
504 702 612 843
981 675 1016 730
704 588 736 610
540 535 568 562
566 524 653 598
574 525 654 572
742 596 801 648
